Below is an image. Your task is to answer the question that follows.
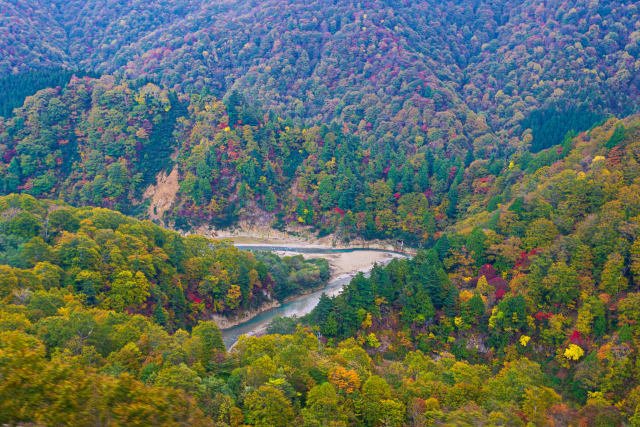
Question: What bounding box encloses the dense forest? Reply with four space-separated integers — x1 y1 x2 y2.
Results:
0 75 612 245
0 194 329 331
0 75 476 240
0 68 98 117
1 0 639 242
2 0 639 153
2 0 640 425
3 117 640 425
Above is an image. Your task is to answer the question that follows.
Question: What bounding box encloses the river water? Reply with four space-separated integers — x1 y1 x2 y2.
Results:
221 245 406 348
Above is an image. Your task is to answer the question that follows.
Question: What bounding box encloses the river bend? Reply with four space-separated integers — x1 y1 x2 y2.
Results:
221 245 406 348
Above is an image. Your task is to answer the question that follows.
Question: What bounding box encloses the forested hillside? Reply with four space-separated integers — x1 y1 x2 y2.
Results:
3 0 640 424
0 68 98 117
0 75 490 241
0 194 328 331
0 75 618 244
298 115 640 422
3 117 640 425
2 0 638 153
1 0 639 241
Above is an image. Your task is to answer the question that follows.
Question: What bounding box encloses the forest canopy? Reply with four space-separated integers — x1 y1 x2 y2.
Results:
3 117 640 424
2 0 640 424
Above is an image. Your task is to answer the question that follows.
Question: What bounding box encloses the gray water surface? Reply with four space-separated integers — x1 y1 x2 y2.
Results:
221 245 405 348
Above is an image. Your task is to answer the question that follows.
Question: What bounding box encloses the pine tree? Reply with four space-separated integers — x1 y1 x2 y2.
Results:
313 293 333 324
434 234 450 261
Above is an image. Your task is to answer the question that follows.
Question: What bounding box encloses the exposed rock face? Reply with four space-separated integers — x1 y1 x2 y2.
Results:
211 300 281 330
143 166 179 225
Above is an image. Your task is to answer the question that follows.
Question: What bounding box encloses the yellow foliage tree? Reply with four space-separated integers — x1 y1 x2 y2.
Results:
563 344 584 361
225 285 242 309
476 275 494 297
328 366 361 394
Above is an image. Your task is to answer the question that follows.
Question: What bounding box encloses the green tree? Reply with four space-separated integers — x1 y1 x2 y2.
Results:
486 358 546 404
606 123 626 148
192 321 225 369
18 236 52 268
103 271 150 311
378 399 406 426
154 363 202 394
48 208 80 235
523 218 559 251
358 375 393 426
542 261 580 307
631 239 640 284
301 382 348 426
600 253 628 296
466 227 487 267
244 385 295 427
521 386 560 425
264 188 277 212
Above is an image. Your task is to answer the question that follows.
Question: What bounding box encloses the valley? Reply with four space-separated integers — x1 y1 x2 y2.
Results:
221 244 406 347
1 0 640 425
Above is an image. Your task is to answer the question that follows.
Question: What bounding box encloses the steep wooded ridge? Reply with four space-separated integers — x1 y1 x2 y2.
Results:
0 73 631 246
302 116 640 419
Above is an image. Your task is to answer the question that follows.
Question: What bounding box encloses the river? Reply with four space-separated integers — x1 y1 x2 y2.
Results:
221 245 407 348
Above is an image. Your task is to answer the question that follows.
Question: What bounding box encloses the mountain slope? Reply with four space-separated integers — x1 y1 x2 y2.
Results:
2 0 638 154
2 116 640 425
0 75 473 240
304 114 640 419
